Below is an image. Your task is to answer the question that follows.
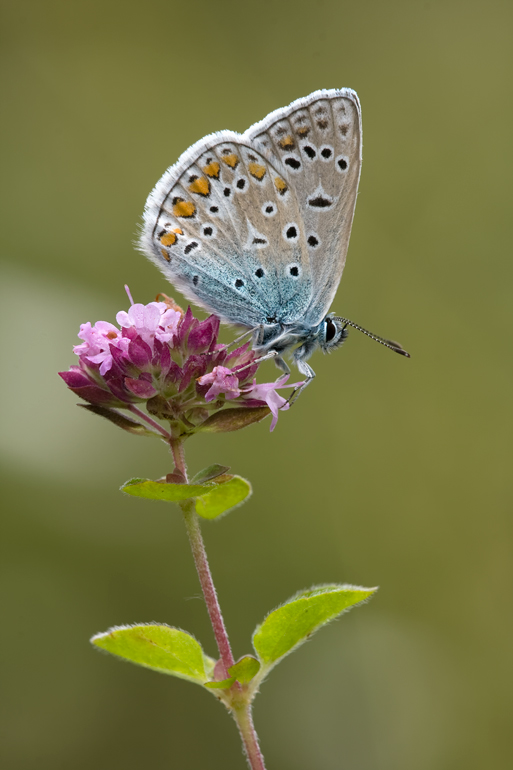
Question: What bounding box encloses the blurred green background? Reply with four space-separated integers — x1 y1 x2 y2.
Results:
1 0 512 768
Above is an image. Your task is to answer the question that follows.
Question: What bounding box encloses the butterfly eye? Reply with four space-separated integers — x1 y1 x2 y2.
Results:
325 317 337 341
321 317 349 351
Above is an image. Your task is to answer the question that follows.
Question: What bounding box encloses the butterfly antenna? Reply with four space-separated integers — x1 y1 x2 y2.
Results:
334 317 410 357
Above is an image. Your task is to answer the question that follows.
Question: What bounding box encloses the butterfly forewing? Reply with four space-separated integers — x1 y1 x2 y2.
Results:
141 132 313 327
245 88 362 326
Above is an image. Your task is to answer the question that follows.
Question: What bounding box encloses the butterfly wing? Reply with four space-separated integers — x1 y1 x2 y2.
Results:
245 88 362 327
140 131 313 328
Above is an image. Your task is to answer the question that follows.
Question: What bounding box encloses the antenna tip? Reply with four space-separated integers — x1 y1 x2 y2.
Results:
391 343 410 358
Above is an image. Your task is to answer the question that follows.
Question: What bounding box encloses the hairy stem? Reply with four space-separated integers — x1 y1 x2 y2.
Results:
170 437 266 769
180 499 235 672
233 704 267 770
170 438 235 670
170 437 188 479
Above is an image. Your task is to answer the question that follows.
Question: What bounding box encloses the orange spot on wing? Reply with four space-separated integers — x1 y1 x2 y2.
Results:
274 177 288 195
160 231 177 246
203 161 220 179
160 249 171 261
249 162 266 180
297 126 310 137
278 135 295 150
221 153 239 169
173 227 183 235
172 198 196 218
188 176 210 196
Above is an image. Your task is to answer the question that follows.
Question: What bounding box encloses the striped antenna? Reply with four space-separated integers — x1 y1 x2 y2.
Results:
334 317 410 358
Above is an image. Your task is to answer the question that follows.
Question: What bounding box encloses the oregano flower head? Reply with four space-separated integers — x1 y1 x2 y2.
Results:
59 293 302 436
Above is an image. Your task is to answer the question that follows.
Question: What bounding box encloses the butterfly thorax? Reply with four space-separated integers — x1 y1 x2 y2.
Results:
254 320 323 356
252 313 349 378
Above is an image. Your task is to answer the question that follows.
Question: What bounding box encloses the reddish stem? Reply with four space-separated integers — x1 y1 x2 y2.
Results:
233 704 267 770
170 439 235 673
181 500 236 672
170 438 267 769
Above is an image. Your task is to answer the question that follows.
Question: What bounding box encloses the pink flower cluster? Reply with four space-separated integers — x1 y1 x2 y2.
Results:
60 296 301 433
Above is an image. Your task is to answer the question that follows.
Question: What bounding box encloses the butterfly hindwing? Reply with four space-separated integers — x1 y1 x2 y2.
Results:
245 88 362 326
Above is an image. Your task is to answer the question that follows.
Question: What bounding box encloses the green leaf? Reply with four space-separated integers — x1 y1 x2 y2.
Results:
191 464 231 484
195 475 251 519
120 475 251 519
121 478 210 502
228 655 261 684
253 584 377 669
204 676 236 690
91 624 215 685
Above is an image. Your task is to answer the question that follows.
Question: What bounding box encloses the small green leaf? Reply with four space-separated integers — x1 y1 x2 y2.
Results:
121 478 209 502
120 475 251 519
91 624 215 685
204 676 236 689
191 464 231 484
228 655 261 684
195 475 251 519
253 584 377 669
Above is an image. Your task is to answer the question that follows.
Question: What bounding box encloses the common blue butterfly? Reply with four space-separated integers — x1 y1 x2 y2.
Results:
140 89 408 393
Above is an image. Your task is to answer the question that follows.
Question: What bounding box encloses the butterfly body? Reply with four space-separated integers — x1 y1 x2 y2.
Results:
140 89 407 382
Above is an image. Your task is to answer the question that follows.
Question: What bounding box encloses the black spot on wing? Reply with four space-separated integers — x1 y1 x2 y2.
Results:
308 195 333 208
184 241 199 255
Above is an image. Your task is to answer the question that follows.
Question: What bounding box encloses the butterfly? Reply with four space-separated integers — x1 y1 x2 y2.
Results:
139 88 409 393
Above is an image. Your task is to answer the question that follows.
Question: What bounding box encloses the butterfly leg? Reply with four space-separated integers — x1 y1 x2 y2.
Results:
264 354 311 411
274 355 291 376
206 327 255 356
287 359 315 406
233 349 280 375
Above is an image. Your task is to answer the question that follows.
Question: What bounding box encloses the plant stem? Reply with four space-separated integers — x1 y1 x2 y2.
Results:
170 438 235 670
233 704 267 770
170 438 267 770
170 437 188 479
180 499 235 672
